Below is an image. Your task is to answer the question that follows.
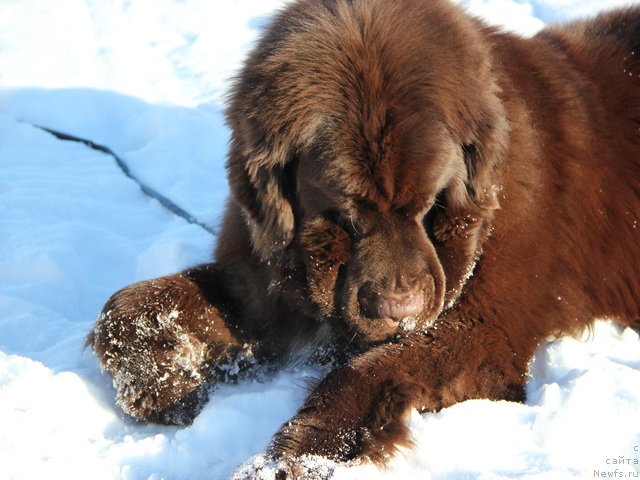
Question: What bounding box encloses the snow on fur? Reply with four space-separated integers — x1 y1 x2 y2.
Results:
1 1 640 479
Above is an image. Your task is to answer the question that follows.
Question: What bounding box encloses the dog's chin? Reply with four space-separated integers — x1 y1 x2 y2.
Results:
345 309 440 347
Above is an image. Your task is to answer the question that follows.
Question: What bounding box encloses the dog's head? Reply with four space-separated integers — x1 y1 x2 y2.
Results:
226 0 508 345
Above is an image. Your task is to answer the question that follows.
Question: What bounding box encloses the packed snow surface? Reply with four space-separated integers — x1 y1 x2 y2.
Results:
1 1 640 479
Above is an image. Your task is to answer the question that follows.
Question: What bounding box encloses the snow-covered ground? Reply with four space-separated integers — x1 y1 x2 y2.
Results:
1 1 640 479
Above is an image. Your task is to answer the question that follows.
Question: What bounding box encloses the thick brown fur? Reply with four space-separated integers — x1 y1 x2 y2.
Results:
89 0 640 474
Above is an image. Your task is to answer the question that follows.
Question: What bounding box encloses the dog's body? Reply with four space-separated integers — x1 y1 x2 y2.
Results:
90 0 640 472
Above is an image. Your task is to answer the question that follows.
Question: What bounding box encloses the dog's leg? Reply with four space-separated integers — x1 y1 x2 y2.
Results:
260 313 534 472
88 263 262 425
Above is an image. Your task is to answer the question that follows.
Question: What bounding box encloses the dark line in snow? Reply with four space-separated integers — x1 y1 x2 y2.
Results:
33 124 218 237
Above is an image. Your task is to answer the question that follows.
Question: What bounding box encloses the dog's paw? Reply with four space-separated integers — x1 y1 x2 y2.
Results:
89 267 248 425
232 454 339 480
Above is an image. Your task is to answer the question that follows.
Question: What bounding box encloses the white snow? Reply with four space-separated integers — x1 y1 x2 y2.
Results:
1 1 640 479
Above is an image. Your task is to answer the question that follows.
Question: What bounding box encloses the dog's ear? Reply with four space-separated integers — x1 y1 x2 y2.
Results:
460 89 509 213
226 116 297 261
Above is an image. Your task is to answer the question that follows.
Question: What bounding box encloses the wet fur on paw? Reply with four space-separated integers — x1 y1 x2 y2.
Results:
90 272 243 425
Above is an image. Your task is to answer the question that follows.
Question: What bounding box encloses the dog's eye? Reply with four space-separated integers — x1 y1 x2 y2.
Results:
423 190 447 243
324 209 364 238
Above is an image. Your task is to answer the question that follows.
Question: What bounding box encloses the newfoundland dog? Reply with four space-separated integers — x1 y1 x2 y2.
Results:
89 0 640 475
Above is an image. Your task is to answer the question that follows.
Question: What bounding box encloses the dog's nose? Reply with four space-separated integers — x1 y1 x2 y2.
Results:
376 291 424 321
358 285 425 322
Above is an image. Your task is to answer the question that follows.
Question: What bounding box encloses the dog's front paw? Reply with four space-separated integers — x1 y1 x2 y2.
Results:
264 366 425 466
232 454 338 480
89 266 246 425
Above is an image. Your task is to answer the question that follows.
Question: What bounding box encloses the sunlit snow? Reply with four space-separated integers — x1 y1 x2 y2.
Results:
1 1 640 479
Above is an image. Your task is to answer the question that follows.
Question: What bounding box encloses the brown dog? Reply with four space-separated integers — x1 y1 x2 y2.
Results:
89 0 640 472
